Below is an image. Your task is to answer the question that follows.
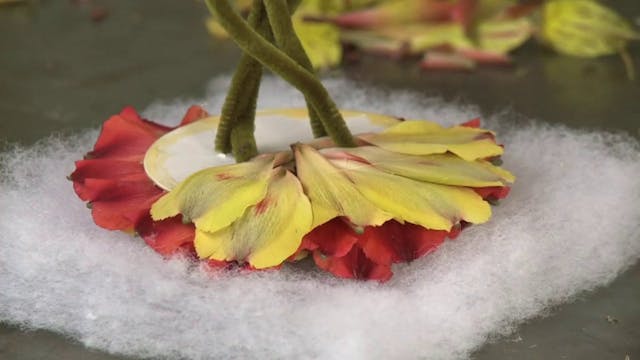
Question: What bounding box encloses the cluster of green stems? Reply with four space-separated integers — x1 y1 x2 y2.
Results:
205 0 356 162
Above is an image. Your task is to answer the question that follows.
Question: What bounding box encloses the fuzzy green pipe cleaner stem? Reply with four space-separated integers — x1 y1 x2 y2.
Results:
214 0 266 159
206 0 356 152
263 0 327 139
216 0 305 160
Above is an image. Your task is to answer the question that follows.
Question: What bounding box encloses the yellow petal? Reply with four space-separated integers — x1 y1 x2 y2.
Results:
294 143 391 228
360 120 504 161
293 16 342 69
477 18 533 54
194 169 312 269
476 0 518 20
342 23 473 55
332 159 492 230
378 119 444 134
324 146 515 187
150 155 274 233
409 23 474 53
542 0 639 57
297 0 373 14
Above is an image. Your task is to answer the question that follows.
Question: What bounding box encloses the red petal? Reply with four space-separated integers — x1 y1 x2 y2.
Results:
88 108 171 161
302 218 359 257
325 0 455 29
207 259 230 268
474 186 511 200
86 179 164 230
451 0 477 28
400 223 448 260
119 106 143 122
360 221 404 265
503 2 541 19
313 246 393 282
136 215 195 256
71 107 175 231
361 221 448 263
71 159 149 199
460 118 481 128
180 105 209 126
458 49 513 65
448 223 462 239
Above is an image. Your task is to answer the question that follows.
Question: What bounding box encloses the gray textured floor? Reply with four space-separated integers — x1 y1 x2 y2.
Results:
1 1 639 359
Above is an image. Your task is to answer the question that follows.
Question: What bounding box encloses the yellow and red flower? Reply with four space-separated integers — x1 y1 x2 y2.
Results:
72 107 513 281
207 0 638 74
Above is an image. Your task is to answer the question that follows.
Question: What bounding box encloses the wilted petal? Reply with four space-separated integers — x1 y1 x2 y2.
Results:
179 105 210 126
71 159 150 200
332 159 492 231
313 246 393 282
150 156 274 233
88 107 172 161
194 169 312 269
85 179 164 231
294 143 391 228
360 220 448 264
474 186 511 200
136 215 195 256
302 217 360 258
323 146 515 187
70 107 181 231
359 120 504 160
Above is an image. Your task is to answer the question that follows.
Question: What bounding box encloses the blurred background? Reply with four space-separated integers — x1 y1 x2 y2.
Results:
1 0 639 359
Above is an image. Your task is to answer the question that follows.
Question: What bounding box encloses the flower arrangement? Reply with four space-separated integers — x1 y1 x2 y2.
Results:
71 0 514 281
208 0 639 75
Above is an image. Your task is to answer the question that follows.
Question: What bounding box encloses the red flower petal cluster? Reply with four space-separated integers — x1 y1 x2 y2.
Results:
70 106 208 256
298 185 506 282
300 218 453 282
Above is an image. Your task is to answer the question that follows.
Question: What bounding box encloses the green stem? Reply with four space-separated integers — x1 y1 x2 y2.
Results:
264 0 327 138
214 0 266 159
215 0 307 161
206 0 356 148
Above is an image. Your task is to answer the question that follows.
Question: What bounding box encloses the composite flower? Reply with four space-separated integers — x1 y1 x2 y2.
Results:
72 107 514 281
147 116 512 280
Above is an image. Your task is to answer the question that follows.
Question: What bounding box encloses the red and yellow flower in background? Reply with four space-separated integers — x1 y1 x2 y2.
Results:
207 0 639 74
71 107 513 281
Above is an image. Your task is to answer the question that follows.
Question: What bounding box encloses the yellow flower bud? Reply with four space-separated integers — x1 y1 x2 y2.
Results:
541 0 639 57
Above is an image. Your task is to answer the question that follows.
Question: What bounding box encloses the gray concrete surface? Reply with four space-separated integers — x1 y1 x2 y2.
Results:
1 0 639 359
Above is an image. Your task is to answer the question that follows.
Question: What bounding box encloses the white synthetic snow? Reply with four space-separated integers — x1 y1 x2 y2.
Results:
1 77 639 360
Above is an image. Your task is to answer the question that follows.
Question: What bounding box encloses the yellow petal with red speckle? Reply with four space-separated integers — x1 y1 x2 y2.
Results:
360 120 504 161
294 143 392 229
150 156 274 233
194 169 312 269
323 146 514 187
332 158 491 231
